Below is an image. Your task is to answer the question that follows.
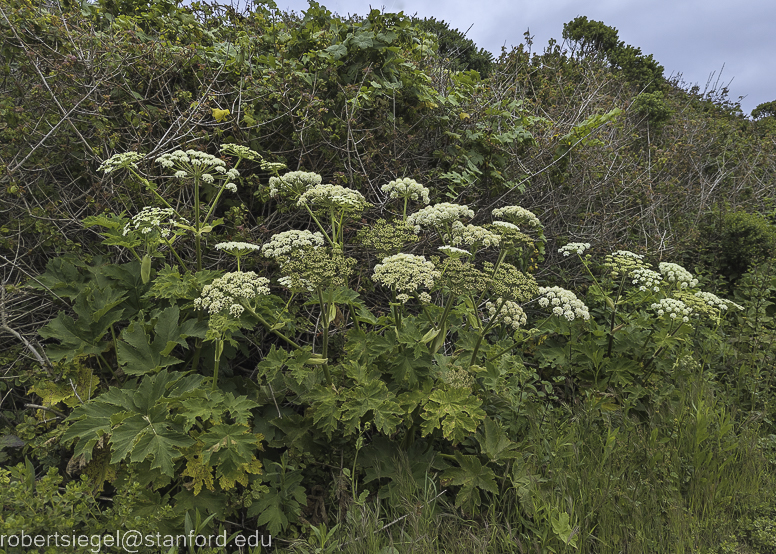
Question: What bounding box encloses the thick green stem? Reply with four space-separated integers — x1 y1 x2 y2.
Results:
194 175 202 271
304 205 335 247
212 339 224 391
470 297 506 366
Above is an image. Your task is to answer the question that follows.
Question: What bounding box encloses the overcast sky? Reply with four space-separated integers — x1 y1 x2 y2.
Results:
270 0 775 116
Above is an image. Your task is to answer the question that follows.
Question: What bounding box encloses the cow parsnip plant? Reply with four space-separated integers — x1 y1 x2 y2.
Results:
33 142 743 529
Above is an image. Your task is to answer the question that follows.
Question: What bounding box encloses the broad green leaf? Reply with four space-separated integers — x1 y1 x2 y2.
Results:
116 307 196 375
420 388 486 445
340 380 402 435
442 451 498 511
200 423 262 487
477 417 520 463
324 43 347 59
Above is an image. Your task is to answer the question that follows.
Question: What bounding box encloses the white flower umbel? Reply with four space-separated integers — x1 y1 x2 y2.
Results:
123 206 185 237
651 298 692 322
219 144 263 162
405 203 474 234
492 221 520 231
537 286 590 321
631 268 663 292
261 230 325 260
558 242 591 257
372 253 441 295
382 178 431 204
278 275 315 293
297 184 370 213
98 151 144 174
438 245 472 258
659 262 698 289
491 206 542 229
486 298 527 330
445 222 500 250
215 241 261 271
194 271 270 317
694 291 744 312
603 250 648 278
157 149 227 174
268 171 321 198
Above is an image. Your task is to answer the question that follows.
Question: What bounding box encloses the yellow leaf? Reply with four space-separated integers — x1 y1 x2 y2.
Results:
459 112 470 120
211 108 230 122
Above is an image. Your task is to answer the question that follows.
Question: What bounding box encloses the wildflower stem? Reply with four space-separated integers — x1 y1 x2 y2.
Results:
470 298 506 365
243 305 302 350
317 288 332 385
194 175 202 271
161 235 187 269
303 204 335 248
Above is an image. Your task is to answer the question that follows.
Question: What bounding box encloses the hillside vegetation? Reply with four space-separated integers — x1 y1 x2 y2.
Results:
1 0 776 552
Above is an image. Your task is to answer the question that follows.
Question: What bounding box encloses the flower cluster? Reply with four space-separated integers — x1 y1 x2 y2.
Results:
602 250 649 278
215 242 261 255
438 245 471 258
372 254 440 296
558 243 591 257
658 262 698 289
98 152 144 173
297 184 370 213
123 207 183 238
194 272 270 317
537 286 591 321
488 222 534 250
442 367 475 390
157 149 226 171
631 268 663 292
486 299 528 330
444 222 500 250
484 262 539 303
280 247 356 290
355 219 419 257
432 257 490 297
268 171 321 198
156 150 239 190
694 291 744 313
650 298 692 322
381 178 430 204
491 206 542 229
261 230 325 260
405 203 474 233
219 144 262 161
277 275 315 293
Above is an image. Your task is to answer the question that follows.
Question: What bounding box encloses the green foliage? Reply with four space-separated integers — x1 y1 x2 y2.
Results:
698 207 776 284
2 1 776 549
752 99 776 119
414 17 494 77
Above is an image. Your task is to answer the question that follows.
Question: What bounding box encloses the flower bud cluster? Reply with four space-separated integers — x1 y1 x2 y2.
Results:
486 298 528 330
603 250 648 278
650 298 692 322
443 367 475 390
123 207 183 238
558 243 591 256
658 262 698 289
268 171 321 198
220 144 262 161
297 184 370 212
631 268 663 292
98 151 144 173
381 178 430 204
356 219 419 257
445 222 500 249
372 253 440 294
405 203 474 233
491 206 542 229
488 222 533 249
537 286 591 321
484 262 539 303
261 230 325 260
194 271 270 317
